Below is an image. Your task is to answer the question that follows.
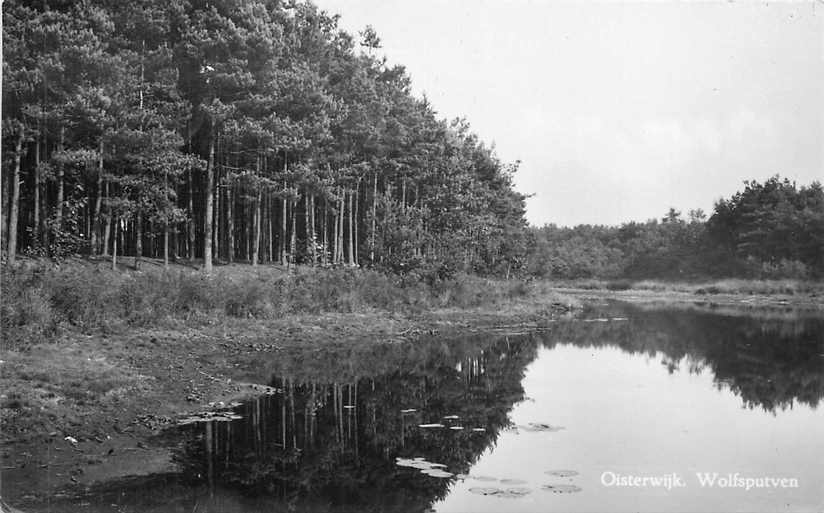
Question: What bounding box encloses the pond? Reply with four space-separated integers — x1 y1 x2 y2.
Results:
27 301 824 512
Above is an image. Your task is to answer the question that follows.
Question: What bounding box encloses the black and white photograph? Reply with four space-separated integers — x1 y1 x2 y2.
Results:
1 0 823 512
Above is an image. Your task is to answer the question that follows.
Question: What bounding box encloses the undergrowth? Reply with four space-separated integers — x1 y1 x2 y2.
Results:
1 260 573 348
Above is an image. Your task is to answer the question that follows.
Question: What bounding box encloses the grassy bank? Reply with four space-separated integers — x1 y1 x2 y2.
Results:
1 257 578 349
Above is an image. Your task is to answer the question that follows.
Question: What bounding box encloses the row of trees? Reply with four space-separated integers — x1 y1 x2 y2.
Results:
1 0 528 277
527 177 824 280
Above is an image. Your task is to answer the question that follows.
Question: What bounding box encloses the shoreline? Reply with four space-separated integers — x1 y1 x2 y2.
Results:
1 271 822 505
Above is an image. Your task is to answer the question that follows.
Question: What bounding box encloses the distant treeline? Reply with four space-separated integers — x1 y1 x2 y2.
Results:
1 0 527 277
527 176 824 280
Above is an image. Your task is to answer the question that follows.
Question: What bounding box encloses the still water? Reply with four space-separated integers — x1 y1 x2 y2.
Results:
28 302 824 512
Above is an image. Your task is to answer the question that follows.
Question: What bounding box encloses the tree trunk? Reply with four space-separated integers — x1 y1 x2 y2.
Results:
112 217 118 270
33 135 40 246
102 181 111 256
214 165 220 263
280 193 287 266
227 182 234 263
251 155 262 267
354 182 359 266
304 192 311 262
268 194 275 263
188 169 195 260
289 198 297 266
91 139 104 255
322 198 328 265
370 172 377 263
309 194 317 264
7 129 24 265
203 132 215 272
134 210 142 269
333 193 340 264
163 223 169 269
347 190 354 266
55 126 65 234
337 193 344 264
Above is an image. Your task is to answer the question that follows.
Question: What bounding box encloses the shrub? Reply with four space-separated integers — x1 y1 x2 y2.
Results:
0 273 57 347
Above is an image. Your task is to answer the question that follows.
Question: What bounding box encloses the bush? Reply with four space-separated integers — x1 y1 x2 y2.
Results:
1 271 57 347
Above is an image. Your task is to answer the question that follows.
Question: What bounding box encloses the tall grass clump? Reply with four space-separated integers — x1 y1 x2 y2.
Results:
1 269 58 347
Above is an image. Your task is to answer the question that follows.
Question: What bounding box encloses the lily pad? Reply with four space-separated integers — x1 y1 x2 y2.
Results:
545 470 578 478
542 484 582 494
400 409 417 414
449 426 464 431
469 475 498 482
442 415 460 420
468 486 532 498
471 427 486 432
418 423 445 428
396 458 435 469
521 422 565 432
498 487 532 498
421 468 454 478
468 487 501 496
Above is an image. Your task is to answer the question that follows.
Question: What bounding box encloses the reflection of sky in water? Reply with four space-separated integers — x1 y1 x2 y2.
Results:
435 344 824 513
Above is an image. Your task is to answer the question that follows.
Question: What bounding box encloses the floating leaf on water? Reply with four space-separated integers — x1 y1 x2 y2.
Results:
500 478 528 485
418 423 445 428
421 468 454 478
521 423 565 432
611 317 628 321
545 470 578 478
397 457 447 470
442 415 460 420
449 426 464 431
542 484 582 494
469 475 498 482
343 405 356 409
497 487 532 498
471 427 486 432
468 487 501 496
400 409 417 414
455 473 468 479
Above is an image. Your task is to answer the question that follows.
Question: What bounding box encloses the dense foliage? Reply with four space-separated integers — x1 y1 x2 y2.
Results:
1 0 528 277
527 177 824 280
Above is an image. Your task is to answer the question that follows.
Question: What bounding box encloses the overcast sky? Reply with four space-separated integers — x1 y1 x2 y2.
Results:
313 0 823 227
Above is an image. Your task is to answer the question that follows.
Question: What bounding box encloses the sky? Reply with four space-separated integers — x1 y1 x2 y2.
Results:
313 0 824 227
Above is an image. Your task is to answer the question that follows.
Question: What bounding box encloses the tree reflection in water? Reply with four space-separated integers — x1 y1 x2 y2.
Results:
51 302 823 512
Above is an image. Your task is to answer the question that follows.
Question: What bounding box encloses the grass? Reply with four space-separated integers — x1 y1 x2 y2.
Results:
0 257 580 348
547 277 824 296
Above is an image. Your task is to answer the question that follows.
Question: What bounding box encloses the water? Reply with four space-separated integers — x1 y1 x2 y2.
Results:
19 302 824 512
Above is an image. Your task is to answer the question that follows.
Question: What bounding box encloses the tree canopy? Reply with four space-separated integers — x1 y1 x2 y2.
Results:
2 0 528 277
